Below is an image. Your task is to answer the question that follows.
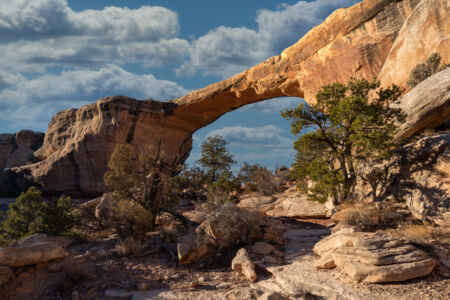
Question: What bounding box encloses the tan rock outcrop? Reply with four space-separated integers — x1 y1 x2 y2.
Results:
379 0 450 89
313 230 436 283
232 248 258 282
393 68 450 141
0 242 66 267
355 132 450 226
0 266 13 286
0 0 448 196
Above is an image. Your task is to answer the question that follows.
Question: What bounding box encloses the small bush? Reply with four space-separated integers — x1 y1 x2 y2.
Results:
110 199 154 238
407 53 448 88
52 259 91 294
334 205 399 231
402 224 447 246
207 170 240 204
115 236 145 256
40 196 81 236
0 187 80 244
251 167 280 196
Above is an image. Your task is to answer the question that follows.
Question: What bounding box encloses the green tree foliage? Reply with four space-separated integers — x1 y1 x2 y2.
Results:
40 196 81 236
238 163 279 195
0 187 80 244
208 169 241 204
1 186 44 241
197 135 235 183
282 78 405 204
173 164 207 192
407 53 448 88
104 142 178 228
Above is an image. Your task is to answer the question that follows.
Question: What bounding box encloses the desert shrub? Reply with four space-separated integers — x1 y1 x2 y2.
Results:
0 186 44 242
51 258 91 294
238 163 280 195
40 196 81 236
115 236 146 256
110 199 154 238
104 142 179 228
197 135 235 183
251 167 280 196
335 205 400 231
207 170 240 204
407 53 448 88
402 224 447 246
282 78 405 204
173 165 207 192
0 187 79 244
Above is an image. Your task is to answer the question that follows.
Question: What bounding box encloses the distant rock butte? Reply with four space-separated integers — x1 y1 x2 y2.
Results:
0 0 449 196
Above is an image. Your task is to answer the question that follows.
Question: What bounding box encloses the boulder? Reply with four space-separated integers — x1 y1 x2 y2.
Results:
250 241 276 257
314 230 436 283
393 68 450 141
231 248 257 282
177 234 212 265
95 193 115 220
15 233 73 249
0 242 66 267
3 0 450 197
196 204 263 248
0 266 13 286
238 185 329 219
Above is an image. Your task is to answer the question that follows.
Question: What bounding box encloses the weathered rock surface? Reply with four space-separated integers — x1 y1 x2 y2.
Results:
0 242 66 267
177 234 212 265
0 265 13 286
356 132 450 226
238 185 328 218
393 68 450 141
379 0 450 89
313 230 436 283
13 233 73 249
0 130 44 173
1 0 449 196
232 248 258 282
195 204 263 249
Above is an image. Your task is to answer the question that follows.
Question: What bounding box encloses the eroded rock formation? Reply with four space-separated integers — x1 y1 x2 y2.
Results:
0 0 448 196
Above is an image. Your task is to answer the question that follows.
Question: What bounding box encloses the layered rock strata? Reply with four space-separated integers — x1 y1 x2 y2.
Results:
1 0 449 196
313 229 436 283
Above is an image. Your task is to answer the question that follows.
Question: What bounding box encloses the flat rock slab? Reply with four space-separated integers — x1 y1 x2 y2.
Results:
0 242 66 267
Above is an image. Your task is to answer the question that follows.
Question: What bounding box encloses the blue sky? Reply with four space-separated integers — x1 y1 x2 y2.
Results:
0 0 357 169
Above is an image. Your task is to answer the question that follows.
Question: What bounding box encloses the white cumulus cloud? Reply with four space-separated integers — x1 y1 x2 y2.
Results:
0 0 190 71
178 0 359 78
0 65 187 132
206 125 293 148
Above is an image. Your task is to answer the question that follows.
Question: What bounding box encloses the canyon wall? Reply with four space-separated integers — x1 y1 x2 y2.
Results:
0 0 448 197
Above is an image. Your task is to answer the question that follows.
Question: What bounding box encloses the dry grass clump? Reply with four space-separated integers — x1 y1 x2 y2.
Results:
110 199 154 238
115 236 146 257
402 224 448 246
52 258 91 294
333 204 399 232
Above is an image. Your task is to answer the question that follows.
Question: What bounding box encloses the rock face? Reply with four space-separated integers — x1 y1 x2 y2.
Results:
238 185 329 218
1 0 449 196
393 68 450 141
379 0 450 89
356 132 450 226
231 248 258 282
0 242 66 267
313 229 436 283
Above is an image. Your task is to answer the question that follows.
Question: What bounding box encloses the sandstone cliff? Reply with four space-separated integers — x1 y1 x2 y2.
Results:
0 0 448 196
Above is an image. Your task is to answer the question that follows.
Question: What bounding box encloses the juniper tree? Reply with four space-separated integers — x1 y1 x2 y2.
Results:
197 135 235 183
282 78 405 204
104 142 179 228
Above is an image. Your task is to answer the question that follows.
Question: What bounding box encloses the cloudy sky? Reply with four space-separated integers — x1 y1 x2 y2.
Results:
0 0 357 169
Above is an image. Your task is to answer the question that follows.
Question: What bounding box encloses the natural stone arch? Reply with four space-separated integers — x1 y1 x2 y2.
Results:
1 0 448 197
